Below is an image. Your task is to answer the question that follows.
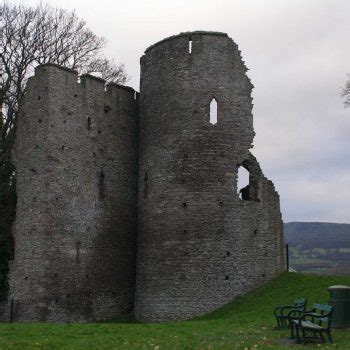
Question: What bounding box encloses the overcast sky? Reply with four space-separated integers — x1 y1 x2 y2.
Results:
12 0 350 223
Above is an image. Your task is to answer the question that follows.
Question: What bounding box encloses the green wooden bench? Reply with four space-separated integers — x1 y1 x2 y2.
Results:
289 303 333 344
273 298 307 328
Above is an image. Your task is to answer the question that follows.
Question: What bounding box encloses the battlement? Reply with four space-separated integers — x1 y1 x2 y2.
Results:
34 64 137 94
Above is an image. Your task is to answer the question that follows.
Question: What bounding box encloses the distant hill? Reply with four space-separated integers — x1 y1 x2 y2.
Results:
284 222 350 249
284 222 350 275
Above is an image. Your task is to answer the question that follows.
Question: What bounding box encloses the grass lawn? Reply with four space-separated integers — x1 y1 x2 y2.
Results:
1 273 350 349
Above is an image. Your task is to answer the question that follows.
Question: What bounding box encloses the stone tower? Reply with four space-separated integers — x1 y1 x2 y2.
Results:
6 31 284 323
135 31 284 322
8 65 138 321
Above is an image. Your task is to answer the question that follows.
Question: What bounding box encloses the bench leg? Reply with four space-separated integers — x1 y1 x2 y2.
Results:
319 331 325 343
290 323 295 339
327 330 333 344
300 327 306 344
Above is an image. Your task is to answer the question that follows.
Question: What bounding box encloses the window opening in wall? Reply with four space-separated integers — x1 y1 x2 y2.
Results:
87 117 91 130
237 166 250 200
189 37 192 54
143 172 148 199
209 98 218 125
99 168 105 199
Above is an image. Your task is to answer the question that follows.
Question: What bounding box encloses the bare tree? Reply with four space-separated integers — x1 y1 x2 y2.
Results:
342 75 350 107
1 2 128 141
0 2 129 300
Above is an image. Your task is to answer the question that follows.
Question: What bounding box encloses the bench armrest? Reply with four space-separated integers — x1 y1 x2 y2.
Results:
274 305 294 317
287 309 304 320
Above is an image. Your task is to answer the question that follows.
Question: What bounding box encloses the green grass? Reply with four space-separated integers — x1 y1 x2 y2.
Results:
1 273 350 349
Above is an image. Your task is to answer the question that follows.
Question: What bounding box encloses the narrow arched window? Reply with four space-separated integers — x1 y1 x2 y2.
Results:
209 98 218 125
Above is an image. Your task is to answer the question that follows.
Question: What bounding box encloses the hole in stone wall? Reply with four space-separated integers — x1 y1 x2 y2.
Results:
225 276 229 280
209 98 218 125
99 168 105 199
219 201 224 206
226 251 230 256
61 146 65 150
55 299 58 303
38 96 41 100
143 172 148 199
104 105 111 113
76 241 80 263
182 202 187 207
189 37 192 54
254 229 258 235
74 93 78 98
87 117 92 131
25 276 28 280
98 130 101 134
237 166 250 200
30 168 37 173
35 145 39 149
54 273 57 277
38 119 42 123
183 230 188 234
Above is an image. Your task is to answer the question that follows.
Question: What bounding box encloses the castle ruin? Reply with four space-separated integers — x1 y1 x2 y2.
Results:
6 31 284 323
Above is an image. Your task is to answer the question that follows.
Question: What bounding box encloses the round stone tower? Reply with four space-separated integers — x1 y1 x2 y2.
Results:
135 31 282 322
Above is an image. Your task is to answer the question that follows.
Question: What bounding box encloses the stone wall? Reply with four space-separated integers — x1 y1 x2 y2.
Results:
135 32 284 322
7 64 138 322
6 31 284 323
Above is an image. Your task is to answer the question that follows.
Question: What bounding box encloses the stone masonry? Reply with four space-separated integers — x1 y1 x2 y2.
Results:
6 31 284 323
